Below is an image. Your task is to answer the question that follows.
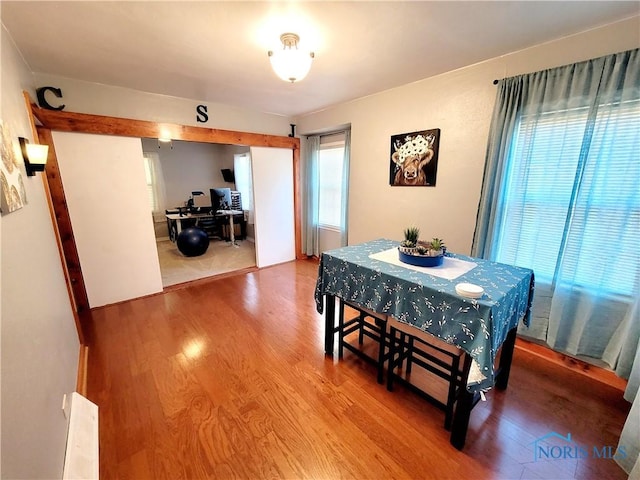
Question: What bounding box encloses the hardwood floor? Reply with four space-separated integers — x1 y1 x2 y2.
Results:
85 259 630 479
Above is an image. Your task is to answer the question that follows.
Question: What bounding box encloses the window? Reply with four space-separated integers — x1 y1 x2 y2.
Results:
234 153 254 223
318 138 345 228
142 152 166 217
494 99 640 296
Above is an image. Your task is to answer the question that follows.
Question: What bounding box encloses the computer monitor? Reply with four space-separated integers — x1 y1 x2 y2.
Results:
193 194 211 208
210 187 232 211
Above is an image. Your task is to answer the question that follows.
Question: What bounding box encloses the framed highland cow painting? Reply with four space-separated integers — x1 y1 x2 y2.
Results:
389 128 440 186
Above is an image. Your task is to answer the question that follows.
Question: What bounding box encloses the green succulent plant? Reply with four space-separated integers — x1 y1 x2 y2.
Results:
429 237 445 251
422 238 446 256
402 226 420 247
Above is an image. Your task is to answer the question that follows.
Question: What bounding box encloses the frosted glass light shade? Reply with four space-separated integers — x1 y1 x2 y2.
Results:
268 33 314 83
19 137 49 176
25 143 49 165
269 49 314 83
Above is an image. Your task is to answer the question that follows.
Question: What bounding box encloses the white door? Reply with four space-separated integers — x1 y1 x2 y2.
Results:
53 132 163 307
250 146 295 267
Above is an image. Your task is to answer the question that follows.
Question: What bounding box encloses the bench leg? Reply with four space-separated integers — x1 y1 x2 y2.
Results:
338 300 345 359
444 354 461 431
376 321 387 384
358 312 366 344
386 328 398 392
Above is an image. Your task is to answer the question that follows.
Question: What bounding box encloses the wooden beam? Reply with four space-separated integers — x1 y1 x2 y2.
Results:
29 103 305 299
24 92 87 342
293 146 304 259
37 126 91 315
76 345 89 396
32 106 300 149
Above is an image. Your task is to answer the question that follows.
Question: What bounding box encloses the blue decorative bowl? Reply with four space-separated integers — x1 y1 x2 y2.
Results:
398 249 444 267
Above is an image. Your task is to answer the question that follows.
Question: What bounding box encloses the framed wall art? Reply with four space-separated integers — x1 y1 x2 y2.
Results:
389 128 440 186
0 120 28 214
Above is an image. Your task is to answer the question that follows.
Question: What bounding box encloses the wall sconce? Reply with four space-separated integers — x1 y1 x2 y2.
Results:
157 137 173 149
19 137 49 176
268 33 315 83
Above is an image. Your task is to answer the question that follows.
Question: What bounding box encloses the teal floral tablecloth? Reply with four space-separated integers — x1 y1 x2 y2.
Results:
314 239 534 393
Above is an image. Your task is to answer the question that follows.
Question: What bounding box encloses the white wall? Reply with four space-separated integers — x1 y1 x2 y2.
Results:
140 138 233 208
0 25 80 479
54 132 163 308
33 73 294 137
319 227 341 253
295 16 640 255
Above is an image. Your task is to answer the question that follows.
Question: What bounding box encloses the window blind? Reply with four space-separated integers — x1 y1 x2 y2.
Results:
142 154 156 211
318 143 345 228
495 99 639 296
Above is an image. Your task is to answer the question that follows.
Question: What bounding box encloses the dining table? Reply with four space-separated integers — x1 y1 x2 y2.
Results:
314 238 534 449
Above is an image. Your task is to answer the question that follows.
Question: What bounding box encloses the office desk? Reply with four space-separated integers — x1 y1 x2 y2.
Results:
314 239 534 449
165 212 216 242
166 210 243 243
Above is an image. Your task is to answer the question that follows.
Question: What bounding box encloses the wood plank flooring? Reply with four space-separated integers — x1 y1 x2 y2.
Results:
85 259 630 479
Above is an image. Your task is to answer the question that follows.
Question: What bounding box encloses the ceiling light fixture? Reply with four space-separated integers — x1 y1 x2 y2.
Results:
268 33 314 83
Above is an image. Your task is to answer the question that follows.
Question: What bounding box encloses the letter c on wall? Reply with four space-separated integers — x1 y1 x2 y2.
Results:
36 86 66 111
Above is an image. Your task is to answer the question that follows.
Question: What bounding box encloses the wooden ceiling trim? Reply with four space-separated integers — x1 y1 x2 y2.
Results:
32 106 300 149
27 101 305 320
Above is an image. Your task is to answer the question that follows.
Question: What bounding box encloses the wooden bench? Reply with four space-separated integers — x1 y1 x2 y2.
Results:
385 316 467 430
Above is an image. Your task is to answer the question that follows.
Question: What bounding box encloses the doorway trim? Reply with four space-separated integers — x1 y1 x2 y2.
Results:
26 95 302 321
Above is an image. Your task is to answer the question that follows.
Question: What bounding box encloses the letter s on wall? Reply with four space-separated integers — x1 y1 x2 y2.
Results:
196 105 208 123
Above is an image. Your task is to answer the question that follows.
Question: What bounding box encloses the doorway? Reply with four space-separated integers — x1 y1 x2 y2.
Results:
33 104 302 314
141 138 257 287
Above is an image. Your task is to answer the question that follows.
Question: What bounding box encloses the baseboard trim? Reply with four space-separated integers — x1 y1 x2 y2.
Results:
76 344 89 396
515 338 627 392
162 265 259 292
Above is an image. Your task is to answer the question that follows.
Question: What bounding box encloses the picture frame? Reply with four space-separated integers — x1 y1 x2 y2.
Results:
389 128 440 186
0 120 28 214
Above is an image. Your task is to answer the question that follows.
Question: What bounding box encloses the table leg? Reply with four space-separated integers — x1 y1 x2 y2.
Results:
229 214 235 244
495 327 517 390
450 388 473 450
324 294 336 356
176 218 183 235
450 354 473 450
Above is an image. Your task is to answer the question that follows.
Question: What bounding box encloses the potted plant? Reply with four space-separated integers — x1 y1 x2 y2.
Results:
428 237 446 257
398 231 446 267
400 226 420 254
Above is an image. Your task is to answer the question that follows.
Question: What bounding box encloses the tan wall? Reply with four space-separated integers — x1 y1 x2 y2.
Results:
1 25 80 479
33 73 294 136
295 17 640 254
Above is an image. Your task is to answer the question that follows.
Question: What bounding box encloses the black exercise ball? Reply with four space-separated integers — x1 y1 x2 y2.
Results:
176 227 210 257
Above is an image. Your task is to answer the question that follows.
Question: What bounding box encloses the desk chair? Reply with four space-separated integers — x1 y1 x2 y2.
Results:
386 316 466 430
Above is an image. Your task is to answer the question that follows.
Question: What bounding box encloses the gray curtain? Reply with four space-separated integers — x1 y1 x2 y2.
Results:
473 48 639 373
617 326 640 476
303 135 320 256
340 129 351 247
474 49 640 475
